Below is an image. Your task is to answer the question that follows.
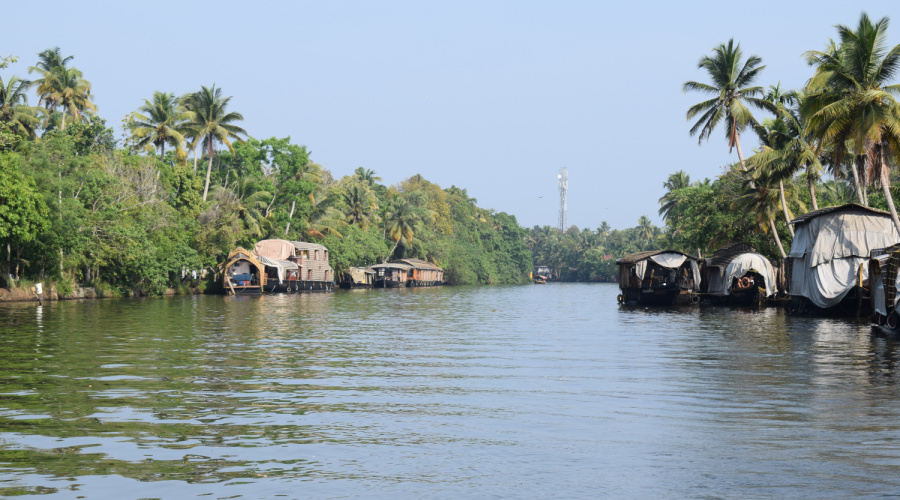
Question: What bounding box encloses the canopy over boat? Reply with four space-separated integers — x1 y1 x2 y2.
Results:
789 204 900 308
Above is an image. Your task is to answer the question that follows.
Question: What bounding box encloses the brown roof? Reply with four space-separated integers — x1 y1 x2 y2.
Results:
394 258 443 271
706 242 756 268
615 250 698 265
789 203 891 225
371 263 413 271
289 241 329 252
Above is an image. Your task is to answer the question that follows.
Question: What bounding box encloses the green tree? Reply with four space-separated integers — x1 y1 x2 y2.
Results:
182 85 247 202
129 91 188 158
803 12 900 231
0 75 42 143
684 39 775 169
658 170 692 221
0 153 49 281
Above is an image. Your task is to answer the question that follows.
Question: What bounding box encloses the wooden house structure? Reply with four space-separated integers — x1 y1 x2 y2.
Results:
222 239 334 294
616 250 701 305
787 204 900 315
701 242 777 306
869 244 900 332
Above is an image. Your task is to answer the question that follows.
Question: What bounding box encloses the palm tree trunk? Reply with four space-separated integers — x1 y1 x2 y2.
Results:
852 156 866 205
202 144 214 202
734 134 747 170
778 179 795 237
769 217 787 259
809 174 818 211
284 200 295 236
61 108 66 130
192 144 199 173
389 238 400 259
881 166 900 234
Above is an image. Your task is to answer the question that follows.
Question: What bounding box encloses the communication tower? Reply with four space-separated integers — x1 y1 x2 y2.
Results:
558 167 568 232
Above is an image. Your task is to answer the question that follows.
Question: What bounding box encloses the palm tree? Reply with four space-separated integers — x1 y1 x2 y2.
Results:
342 182 379 229
383 197 431 259
732 167 789 259
208 178 272 239
182 85 247 201
803 13 900 231
129 91 189 158
28 49 94 130
0 75 42 139
684 39 776 169
658 170 692 221
353 167 381 185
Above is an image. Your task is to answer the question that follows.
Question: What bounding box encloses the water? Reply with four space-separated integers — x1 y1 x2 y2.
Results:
1 283 900 498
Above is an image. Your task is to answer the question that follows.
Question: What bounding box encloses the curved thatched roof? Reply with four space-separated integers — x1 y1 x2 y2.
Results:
706 242 756 268
615 250 697 265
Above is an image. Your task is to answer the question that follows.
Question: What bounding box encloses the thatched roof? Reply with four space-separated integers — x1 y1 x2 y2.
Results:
706 242 756 268
789 203 891 225
615 250 697 265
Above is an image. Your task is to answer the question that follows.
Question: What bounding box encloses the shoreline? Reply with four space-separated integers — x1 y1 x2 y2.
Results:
0 286 206 303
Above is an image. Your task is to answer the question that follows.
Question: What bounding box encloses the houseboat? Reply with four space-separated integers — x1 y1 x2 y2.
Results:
222 239 334 294
533 265 552 281
869 245 900 332
701 242 777 306
786 204 900 315
339 267 375 289
616 250 701 305
371 259 444 288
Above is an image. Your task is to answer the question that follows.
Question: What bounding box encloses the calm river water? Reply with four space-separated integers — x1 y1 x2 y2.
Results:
1 283 900 498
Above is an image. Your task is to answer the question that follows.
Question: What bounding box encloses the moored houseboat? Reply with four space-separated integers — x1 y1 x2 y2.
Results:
533 265 552 281
339 267 375 289
394 258 443 286
371 259 444 288
869 244 900 332
371 262 412 288
616 250 701 305
786 204 900 315
222 239 334 294
701 242 777 306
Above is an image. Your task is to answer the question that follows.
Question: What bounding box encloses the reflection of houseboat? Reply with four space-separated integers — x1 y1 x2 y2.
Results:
701 243 777 306
616 250 700 305
339 267 375 289
371 259 444 288
222 239 334 294
787 204 899 315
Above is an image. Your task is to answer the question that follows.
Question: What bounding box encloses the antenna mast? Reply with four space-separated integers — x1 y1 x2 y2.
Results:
558 167 568 232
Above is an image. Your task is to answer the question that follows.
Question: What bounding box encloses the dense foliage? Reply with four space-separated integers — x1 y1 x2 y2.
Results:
0 49 535 292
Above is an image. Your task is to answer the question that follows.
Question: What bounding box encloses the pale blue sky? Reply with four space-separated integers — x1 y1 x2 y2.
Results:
3 1 897 230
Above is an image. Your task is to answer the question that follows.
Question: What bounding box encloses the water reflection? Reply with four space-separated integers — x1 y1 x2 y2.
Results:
1 286 900 497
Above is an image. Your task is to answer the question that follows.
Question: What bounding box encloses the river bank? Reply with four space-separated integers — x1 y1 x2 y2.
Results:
0 284 206 302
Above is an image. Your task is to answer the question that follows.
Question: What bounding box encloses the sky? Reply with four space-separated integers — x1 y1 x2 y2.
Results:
3 0 898 231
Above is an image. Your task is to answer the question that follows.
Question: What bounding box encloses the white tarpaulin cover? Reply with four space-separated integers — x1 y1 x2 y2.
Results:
790 210 900 309
256 255 299 284
706 253 777 297
635 252 700 290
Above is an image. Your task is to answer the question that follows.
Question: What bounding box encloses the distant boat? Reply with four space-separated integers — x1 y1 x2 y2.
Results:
533 275 547 284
